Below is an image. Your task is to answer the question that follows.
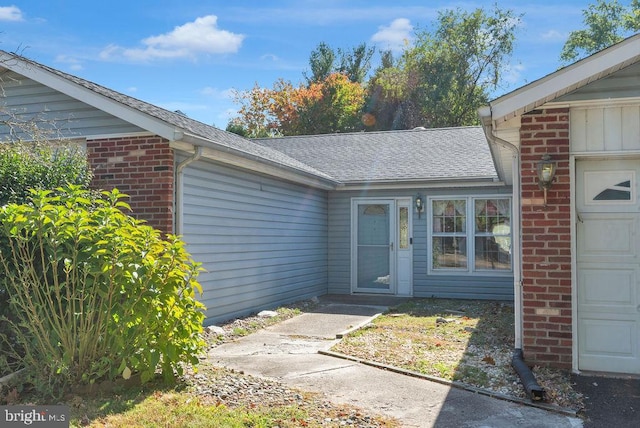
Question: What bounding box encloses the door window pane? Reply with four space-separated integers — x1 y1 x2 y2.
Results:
399 206 408 249
584 171 635 204
358 247 390 289
358 205 389 245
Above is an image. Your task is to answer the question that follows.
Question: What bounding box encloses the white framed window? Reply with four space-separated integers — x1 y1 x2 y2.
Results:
429 196 511 274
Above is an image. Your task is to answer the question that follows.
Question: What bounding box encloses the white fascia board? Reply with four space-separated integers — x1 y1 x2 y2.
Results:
171 140 338 190
490 34 640 124
1 53 177 141
337 179 506 191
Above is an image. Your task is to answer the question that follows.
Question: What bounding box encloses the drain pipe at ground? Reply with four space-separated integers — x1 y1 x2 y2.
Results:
512 349 546 401
479 106 546 402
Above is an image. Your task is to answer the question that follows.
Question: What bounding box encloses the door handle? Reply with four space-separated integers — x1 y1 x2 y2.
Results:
390 242 394 251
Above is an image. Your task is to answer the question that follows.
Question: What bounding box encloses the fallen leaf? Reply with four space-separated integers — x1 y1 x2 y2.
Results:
482 356 495 365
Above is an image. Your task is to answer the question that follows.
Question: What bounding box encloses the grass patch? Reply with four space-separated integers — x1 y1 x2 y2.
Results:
231 327 249 336
332 298 583 409
83 391 309 428
334 298 514 382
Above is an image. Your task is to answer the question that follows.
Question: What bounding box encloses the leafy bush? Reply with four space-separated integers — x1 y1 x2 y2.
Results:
0 141 93 377
0 141 92 206
0 186 205 397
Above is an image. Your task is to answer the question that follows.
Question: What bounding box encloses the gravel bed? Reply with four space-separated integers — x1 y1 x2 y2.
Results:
182 364 397 427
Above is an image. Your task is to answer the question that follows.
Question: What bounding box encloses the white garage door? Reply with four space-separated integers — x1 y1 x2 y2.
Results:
576 159 640 374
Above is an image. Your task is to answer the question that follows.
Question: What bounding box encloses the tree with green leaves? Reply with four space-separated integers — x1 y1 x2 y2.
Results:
304 42 336 84
365 5 520 129
304 42 375 84
561 0 640 63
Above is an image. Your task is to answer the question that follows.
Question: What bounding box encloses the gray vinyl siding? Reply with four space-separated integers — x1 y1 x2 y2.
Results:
0 71 144 139
328 187 514 301
181 158 328 324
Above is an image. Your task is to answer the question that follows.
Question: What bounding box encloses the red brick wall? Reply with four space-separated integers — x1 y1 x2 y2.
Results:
87 135 174 234
520 108 572 368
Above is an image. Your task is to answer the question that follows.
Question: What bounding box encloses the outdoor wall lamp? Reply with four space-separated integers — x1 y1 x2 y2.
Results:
537 154 557 206
415 195 424 219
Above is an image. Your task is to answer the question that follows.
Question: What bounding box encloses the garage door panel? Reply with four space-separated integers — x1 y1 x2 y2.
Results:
579 319 636 357
578 266 636 307
577 216 636 261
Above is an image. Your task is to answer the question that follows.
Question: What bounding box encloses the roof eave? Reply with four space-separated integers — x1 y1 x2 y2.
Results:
176 135 340 190
489 33 640 125
336 176 506 191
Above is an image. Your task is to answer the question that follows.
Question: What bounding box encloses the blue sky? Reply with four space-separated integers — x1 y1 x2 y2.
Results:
0 1 595 127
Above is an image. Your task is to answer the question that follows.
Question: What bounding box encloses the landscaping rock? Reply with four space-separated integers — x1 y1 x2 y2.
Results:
257 310 278 318
205 325 226 336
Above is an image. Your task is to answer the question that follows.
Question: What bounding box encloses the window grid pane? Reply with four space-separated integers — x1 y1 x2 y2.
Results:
474 198 511 271
432 199 467 270
433 237 467 269
432 200 466 234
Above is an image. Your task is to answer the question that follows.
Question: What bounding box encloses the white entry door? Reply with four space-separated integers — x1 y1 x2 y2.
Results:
352 199 413 295
576 159 640 374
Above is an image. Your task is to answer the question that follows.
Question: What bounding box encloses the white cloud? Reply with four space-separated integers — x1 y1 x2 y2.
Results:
371 18 413 53
0 5 23 22
260 53 279 62
502 63 526 85
55 54 84 71
540 30 566 42
100 15 245 62
201 86 234 99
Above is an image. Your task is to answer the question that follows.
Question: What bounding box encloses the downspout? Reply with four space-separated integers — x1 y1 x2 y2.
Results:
175 145 203 236
479 107 545 401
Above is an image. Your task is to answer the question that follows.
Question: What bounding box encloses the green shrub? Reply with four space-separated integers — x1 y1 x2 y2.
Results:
0 141 92 206
0 141 93 371
0 186 205 397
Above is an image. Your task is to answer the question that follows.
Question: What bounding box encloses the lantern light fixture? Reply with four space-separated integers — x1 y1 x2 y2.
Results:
415 195 424 219
537 154 557 206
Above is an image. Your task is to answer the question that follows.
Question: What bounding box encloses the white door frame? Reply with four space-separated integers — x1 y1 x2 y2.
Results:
350 197 413 295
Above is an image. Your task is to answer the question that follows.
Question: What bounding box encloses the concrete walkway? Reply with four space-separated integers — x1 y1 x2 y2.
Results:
208 299 583 428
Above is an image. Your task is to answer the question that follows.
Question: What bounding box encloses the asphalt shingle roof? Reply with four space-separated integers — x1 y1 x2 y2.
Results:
255 127 498 184
4 51 498 186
